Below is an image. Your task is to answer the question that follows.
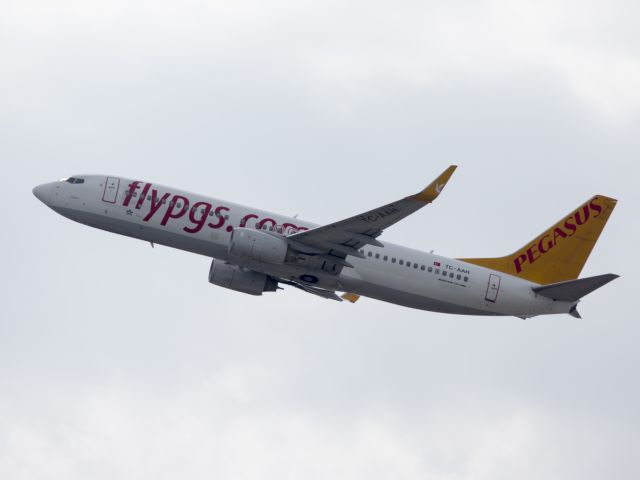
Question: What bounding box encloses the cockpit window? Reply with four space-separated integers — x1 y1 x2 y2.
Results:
62 177 85 184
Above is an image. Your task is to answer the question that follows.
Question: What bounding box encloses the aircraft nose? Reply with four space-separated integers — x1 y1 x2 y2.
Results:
33 183 53 204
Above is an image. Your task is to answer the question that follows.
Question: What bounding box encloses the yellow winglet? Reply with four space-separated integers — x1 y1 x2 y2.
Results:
341 292 360 303
412 165 458 203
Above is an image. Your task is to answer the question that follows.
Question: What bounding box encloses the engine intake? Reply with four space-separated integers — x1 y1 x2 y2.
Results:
228 227 288 264
208 260 278 296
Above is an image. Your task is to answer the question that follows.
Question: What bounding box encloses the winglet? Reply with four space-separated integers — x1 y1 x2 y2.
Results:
412 165 457 203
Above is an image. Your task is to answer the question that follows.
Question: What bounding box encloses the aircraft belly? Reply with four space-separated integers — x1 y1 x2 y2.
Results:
339 276 500 315
340 264 567 317
51 206 228 259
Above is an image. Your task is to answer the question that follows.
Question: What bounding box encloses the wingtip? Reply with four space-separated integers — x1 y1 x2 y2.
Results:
413 165 458 203
599 273 620 283
569 305 582 318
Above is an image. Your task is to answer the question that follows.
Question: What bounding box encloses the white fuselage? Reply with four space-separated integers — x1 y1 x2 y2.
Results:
34 175 575 318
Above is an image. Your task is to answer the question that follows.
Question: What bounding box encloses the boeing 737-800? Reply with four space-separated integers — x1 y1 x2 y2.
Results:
33 167 618 318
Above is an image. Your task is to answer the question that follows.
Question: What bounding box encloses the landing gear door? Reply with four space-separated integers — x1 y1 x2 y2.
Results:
485 274 501 303
102 177 120 203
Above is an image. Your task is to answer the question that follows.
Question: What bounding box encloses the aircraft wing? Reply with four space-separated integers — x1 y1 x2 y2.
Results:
287 165 457 268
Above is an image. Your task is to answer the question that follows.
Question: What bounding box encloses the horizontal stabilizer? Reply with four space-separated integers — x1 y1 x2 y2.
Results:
532 273 619 302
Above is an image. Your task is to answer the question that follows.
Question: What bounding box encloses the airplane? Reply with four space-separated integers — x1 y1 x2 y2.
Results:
32 166 618 319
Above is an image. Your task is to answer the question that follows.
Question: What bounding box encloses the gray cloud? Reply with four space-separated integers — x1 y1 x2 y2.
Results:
1 0 638 478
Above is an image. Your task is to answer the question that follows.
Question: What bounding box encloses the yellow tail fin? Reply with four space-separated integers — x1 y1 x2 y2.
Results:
460 195 617 284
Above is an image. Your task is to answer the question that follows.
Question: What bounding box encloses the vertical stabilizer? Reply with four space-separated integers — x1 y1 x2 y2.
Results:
460 195 617 284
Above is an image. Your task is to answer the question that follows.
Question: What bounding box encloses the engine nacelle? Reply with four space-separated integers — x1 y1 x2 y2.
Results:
208 260 278 296
228 227 288 265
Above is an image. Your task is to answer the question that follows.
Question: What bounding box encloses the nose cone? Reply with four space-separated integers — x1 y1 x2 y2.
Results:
33 183 53 204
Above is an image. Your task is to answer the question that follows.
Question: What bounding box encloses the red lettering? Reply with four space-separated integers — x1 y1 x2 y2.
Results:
282 222 300 234
526 245 541 264
184 201 212 233
143 189 171 222
538 234 553 254
552 226 567 243
161 195 189 226
256 218 276 230
123 181 141 207
135 183 152 209
239 213 258 228
564 217 577 236
513 253 527 273
574 205 590 226
590 198 603 217
208 206 230 229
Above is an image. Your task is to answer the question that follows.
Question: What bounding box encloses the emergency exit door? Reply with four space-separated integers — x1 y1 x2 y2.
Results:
485 274 501 303
102 177 120 203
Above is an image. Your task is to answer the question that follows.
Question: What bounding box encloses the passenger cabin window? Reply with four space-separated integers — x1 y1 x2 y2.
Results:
420 265 425 271
392 258 396 263
368 251 372 257
375 253 380 259
399 260 404 265
383 255 388 261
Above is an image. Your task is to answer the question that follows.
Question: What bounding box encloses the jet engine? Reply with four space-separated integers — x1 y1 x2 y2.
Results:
228 227 289 264
208 260 278 296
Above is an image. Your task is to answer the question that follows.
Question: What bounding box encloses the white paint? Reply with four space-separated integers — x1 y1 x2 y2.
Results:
34 175 576 319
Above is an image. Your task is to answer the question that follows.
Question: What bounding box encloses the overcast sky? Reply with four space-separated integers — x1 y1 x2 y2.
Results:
1 0 639 478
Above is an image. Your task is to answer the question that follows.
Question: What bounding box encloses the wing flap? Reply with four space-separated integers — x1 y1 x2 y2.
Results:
341 292 360 303
278 278 343 301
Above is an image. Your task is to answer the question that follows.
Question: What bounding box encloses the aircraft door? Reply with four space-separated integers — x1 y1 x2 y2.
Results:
484 274 501 303
102 177 120 203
